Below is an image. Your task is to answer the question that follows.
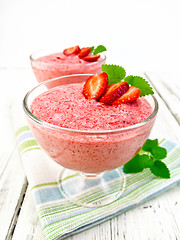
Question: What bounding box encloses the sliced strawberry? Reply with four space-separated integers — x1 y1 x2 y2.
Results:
102 84 117 95
78 47 91 58
99 81 129 104
82 54 100 62
63 45 80 56
83 72 108 99
112 86 141 105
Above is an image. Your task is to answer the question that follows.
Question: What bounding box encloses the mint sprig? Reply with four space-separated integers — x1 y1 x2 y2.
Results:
123 139 170 179
90 45 107 55
150 161 170 178
102 64 126 84
124 75 154 96
102 64 154 96
90 46 95 53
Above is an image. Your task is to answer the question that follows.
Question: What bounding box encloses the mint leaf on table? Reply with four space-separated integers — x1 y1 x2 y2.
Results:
150 161 170 179
123 139 171 179
123 154 151 173
93 45 107 55
124 75 154 96
102 64 126 84
142 139 158 152
151 146 167 160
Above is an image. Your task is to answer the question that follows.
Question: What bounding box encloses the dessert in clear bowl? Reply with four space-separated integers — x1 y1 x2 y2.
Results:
30 46 106 85
23 73 158 207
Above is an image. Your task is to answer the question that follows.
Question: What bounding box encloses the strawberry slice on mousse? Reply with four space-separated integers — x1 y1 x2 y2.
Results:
112 86 141 105
78 47 91 58
82 54 100 62
63 45 80 56
99 81 129 104
83 72 108 99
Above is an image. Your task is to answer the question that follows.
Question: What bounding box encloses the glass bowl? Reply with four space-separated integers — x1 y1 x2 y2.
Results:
23 74 158 207
30 49 106 84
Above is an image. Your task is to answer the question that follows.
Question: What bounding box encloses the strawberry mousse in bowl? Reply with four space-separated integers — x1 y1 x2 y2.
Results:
30 45 106 85
23 68 158 207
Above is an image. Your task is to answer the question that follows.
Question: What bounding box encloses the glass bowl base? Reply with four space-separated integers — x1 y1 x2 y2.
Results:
58 168 126 207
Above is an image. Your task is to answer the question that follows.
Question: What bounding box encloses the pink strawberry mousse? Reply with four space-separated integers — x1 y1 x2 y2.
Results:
31 83 152 130
29 83 155 173
31 52 106 84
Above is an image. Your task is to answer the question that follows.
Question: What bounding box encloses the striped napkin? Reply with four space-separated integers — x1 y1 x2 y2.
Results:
12 102 180 240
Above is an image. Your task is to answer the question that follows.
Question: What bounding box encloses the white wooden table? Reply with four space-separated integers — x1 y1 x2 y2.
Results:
0 68 180 240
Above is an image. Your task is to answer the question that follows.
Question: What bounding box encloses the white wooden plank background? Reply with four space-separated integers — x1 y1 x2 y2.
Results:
0 68 180 240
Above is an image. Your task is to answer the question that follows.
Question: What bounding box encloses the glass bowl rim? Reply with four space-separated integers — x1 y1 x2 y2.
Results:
23 74 158 135
29 49 106 65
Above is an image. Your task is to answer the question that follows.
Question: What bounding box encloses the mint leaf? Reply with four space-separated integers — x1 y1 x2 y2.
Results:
123 138 171 179
142 139 158 152
151 146 167 160
123 154 152 173
124 75 154 96
90 46 94 53
93 45 107 55
150 161 170 178
124 75 134 84
102 64 126 84
141 154 154 168
123 155 144 173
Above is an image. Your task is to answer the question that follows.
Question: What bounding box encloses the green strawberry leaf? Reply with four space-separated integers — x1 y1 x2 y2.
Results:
93 45 107 55
102 64 126 84
150 160 170 178
124 75 154 96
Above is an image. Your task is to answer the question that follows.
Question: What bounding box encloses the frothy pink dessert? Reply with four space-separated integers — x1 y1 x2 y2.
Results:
31 83 152 131
31 52 106 83
28 82 156 174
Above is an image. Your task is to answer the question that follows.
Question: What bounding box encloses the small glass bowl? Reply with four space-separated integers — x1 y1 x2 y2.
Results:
30 49 106 83
23 74 158 207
